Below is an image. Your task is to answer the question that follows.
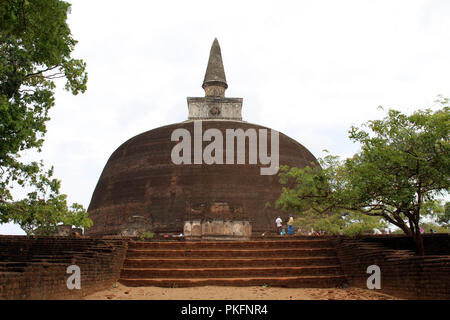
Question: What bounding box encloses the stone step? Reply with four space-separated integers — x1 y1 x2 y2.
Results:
119 275 347 288
123 256 341 268
128 240 333 250
119 239 346 288
126 247 338 259
120 265 343 278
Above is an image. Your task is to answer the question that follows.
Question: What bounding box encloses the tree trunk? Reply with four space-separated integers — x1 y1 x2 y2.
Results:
414 230 425 256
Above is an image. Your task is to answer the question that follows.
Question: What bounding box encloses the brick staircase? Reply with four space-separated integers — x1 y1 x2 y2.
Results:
119 239 347 288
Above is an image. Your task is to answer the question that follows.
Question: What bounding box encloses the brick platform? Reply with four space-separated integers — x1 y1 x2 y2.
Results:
1 234 449 299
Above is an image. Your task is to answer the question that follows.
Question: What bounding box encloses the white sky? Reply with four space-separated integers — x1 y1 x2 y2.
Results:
2 0 450 234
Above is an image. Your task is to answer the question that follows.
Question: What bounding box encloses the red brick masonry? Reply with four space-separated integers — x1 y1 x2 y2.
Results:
333 234 450 299
0 234 448 299
0 236 127 299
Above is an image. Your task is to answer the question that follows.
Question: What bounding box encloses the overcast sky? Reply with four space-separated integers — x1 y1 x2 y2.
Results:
1 0 450 234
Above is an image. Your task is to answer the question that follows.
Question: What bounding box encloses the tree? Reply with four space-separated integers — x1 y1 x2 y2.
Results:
0 0 90 232
420 199 449 227
0 165 92 235
439 202 450 225
435 201 450 227
293 209 387 237
277 99 449 255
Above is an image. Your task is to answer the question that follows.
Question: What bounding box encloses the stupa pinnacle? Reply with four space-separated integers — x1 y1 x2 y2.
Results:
202 38 228 97
187 38 243 120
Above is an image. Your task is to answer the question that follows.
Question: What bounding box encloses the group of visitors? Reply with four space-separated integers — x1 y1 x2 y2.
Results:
275 215 295 235
308 229 323 236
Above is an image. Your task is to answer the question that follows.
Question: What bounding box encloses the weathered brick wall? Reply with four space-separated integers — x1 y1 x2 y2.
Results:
333 235 450 299
354 234 450 255
0 236 128 300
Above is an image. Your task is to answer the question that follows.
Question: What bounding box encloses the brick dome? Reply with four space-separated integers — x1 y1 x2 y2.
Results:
86 120 318 236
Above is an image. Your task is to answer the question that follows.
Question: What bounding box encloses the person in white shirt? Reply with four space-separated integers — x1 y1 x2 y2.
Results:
275 217 282 235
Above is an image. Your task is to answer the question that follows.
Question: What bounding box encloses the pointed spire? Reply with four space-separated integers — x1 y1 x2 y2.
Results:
202 38 228 97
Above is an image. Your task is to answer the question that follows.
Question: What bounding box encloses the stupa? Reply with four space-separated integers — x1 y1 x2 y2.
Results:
86 39 318 238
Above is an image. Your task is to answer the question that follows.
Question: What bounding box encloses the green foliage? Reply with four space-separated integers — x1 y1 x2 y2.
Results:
420 199 445 217
139 231 155 241
277 99 450 254
438 202 450 226
0 0 87 200
432 201 450 227
0 165 92 235
419 199 449 227
419 222 448 234
0 0 89 233
293 209 387 237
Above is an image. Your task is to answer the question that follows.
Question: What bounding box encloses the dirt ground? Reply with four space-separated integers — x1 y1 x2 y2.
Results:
84 283 400 300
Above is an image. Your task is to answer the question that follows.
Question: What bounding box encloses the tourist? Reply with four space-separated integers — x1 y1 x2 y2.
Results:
287 215 294 235
275 217 282 235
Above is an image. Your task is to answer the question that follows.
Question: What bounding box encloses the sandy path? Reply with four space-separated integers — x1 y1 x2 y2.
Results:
84 283 399 300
